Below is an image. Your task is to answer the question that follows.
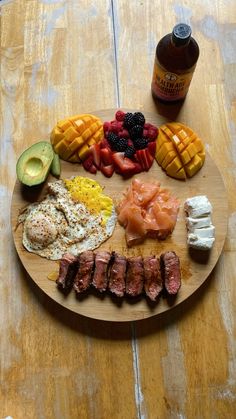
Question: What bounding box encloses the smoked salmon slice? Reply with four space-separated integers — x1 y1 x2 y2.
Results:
117 178 180 246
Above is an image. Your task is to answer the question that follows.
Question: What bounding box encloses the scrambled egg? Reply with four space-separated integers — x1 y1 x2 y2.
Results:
64 177 113 226
18 177 116 260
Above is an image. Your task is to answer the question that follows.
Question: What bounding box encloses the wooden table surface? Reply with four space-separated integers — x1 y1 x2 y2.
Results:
1 1 236 418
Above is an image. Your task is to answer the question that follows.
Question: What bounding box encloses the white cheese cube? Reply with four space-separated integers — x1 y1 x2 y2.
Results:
186 216 212 231
187 234 215 250
184 195 212 218
192 225 215 238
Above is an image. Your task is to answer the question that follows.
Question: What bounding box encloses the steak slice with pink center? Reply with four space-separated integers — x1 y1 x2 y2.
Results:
160 251 181 295
126 256 144 297
143 256 163 301
57 253 78 292
92 251 111 292
109 252 127 297
74 250 94 294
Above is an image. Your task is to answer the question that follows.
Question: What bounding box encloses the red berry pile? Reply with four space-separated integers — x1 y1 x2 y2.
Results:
82 110 158 178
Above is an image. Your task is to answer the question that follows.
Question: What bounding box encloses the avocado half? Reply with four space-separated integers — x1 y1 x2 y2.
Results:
16 141 54 186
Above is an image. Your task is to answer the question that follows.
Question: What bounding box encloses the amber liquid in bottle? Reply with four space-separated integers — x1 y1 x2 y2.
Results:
151 24 199 103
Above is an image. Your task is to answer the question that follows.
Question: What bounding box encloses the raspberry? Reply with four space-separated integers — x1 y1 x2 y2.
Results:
118 129 129 139
112 121 123 128
110 121 122 133
133 112 145 126
129 124 143 140
124 145 136 158
123 112 135 130
103 121 112 132
144 123 152 130
112 137 128 152
148 127 158 140
115 110 126 121
133 137 148 150
143 129 149 138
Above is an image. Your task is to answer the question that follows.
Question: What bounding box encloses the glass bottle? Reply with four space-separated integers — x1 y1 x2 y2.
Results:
151 23 199 103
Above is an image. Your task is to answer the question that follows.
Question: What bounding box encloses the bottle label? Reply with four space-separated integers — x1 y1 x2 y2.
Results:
152 57 195 101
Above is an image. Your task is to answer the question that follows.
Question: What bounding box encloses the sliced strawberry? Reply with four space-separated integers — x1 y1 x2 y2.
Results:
136 149 154 171
83 155 97 174
82 154 93 170
100 162 114 178
145 148 154 166
147 141 156 157
100 138 110 149
89 164 97 174
90 143 101 168
133 162 142 174
112 152 135 170
135 150 146 170
100 147 113 166
112 152 138 177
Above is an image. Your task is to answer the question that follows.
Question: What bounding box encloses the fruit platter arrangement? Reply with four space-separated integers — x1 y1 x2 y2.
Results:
11 109 228 321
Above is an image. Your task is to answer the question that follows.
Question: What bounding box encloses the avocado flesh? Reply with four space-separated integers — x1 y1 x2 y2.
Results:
16 141 54 186
50 152 61 177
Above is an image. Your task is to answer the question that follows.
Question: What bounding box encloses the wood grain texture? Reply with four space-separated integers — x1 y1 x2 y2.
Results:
1 0 236 417
11 110 228 321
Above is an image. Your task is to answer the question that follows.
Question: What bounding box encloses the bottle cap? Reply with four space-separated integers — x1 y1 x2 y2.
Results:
172 23 192 46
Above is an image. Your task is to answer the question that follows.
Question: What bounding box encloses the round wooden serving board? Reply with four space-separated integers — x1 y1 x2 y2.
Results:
11 110 228 321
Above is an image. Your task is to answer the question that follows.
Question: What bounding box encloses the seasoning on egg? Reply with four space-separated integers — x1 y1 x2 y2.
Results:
17 178 117 260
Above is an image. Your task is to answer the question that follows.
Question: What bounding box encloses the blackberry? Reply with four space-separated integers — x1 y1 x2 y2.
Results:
123 112 135 130
112 137 128 152
133 137 148 150
133 112 145 126
107 132 119 147
129 124 143 140
124 145 136 158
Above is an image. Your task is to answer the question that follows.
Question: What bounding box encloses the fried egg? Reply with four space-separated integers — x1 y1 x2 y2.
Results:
18 177 117 260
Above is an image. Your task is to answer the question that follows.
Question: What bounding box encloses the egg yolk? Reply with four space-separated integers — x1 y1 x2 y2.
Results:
25 212 58 249
64 176 113 225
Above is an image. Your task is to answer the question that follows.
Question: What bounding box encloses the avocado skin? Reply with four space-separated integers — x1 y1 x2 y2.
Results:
16 141 54 186
50 152 61 177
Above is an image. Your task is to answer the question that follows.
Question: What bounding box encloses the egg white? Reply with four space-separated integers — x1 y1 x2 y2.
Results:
18 180 117 260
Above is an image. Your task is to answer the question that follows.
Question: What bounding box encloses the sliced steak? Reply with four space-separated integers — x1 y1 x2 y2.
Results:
126 256 144 297
56 253 78 292
92 251 111 292
74 250 94 294
143 256 163 301
109 252 127 297
160 251 181 295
